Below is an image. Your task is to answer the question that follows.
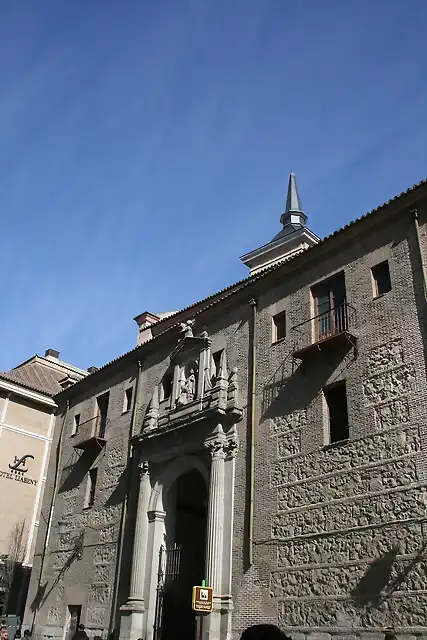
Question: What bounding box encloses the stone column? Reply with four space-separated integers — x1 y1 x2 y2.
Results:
204 425 228 639
205 425 227 591
120 461 151 640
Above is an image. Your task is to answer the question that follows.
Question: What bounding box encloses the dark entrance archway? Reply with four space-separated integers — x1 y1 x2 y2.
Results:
160 468 208 640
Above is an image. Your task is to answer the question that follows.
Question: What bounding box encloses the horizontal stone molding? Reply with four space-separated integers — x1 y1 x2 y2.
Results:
272 486 427 539
277 521 422 568
278 457 418 510
277 592 427 628
277 480 427 517
271 558 427 598
272 426 421 487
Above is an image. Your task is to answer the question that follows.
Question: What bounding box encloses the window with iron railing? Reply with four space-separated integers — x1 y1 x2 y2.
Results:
312 272 347 340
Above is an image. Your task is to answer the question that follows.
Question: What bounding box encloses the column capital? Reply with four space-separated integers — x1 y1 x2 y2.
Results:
205 424 227 459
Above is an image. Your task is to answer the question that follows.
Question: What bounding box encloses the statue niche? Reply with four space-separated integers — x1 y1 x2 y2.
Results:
176 362 198 407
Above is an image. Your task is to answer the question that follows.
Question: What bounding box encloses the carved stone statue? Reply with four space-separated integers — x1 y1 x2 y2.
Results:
180 319 195 339
176 364 197 406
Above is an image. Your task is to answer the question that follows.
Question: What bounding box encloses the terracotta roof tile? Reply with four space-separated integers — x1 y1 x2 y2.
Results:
0 362 66 397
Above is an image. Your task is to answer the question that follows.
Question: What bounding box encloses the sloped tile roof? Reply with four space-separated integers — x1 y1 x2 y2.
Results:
56 177 427 394
0 361 67 397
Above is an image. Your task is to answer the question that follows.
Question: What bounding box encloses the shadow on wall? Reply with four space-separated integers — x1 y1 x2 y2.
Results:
351 540 427 609
58 449 100 494
104 462 129 508
262 342 354 421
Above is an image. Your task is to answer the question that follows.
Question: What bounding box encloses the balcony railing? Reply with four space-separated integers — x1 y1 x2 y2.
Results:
292 302 357 360
72 414 107 450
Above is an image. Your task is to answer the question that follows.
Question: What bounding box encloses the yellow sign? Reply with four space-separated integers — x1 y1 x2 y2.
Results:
192 585 213 613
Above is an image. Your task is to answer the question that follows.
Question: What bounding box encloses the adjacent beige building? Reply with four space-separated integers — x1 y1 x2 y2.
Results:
0 349 87 610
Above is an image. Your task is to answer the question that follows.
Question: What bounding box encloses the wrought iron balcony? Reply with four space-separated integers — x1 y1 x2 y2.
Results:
72 415 107 451
292 302 357 360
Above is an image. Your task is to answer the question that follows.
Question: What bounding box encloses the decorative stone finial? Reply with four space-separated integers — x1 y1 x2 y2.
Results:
144 385 159 431
225 425 239 459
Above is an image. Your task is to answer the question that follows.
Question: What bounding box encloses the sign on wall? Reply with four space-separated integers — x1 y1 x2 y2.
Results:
0 454 37 486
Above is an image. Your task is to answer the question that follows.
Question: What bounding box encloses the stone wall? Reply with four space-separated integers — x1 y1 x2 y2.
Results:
258 326 427 636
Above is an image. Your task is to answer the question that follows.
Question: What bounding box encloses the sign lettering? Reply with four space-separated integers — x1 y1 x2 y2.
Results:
1 454 37 486
192 585 213 613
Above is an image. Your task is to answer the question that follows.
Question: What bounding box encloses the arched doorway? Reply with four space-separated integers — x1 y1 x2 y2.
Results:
160 468 208 639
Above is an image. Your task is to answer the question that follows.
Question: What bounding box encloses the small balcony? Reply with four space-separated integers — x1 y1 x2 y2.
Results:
292 302 357 360
72 415 107 451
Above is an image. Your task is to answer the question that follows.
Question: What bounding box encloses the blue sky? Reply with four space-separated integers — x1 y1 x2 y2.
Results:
0 0 426 371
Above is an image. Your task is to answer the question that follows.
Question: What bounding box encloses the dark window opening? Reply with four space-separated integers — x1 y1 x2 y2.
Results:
96 392 109 438
162 373 173 400
86 468 98 508
312 272 347 339
72 413 80 436
211 350 223 382
65 605 81 640
325 382 349 444
273 311 286 342
372 261 392 297
123 387 133 413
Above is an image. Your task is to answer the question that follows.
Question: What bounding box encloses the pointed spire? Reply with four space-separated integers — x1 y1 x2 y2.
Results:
285 172 303 213
280 173 307 228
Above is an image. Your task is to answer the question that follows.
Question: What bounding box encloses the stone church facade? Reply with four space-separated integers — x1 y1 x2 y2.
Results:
24 176 427 640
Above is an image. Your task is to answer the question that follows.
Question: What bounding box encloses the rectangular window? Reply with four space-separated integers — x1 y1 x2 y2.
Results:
312 272 347 339
161 373 173 401
71 413 80 436
372 260 391 297
123 387 133 413
272 311 286 342
85 468 98 508
324 382 349 444
211 350 223 382
96 392 110 438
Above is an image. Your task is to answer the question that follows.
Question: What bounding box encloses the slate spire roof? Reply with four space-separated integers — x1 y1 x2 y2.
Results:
240 171 318 273
279 172 308 230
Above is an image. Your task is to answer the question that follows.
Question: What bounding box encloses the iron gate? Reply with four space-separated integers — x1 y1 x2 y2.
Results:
153 543 182 640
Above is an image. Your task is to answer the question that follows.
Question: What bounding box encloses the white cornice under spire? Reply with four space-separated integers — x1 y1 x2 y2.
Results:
240 172 320 275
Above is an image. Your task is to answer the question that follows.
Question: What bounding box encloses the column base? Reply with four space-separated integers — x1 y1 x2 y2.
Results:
119 602 145 640
202 594 233 639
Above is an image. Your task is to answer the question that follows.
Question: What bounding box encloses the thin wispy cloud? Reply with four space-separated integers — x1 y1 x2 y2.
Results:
0 0 426 371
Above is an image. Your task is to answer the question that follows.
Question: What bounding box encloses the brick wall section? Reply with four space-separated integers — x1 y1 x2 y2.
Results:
24 186 427 640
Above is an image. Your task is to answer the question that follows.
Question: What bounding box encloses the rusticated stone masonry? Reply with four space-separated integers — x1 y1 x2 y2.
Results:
271 410 306 459
268 338 427 636
363 340 415 430
277 593 427 628
272 426 421 487
273 484 427 539
278 457 418 510
277 521 423 567
272 558 427 599
366 338 404 375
